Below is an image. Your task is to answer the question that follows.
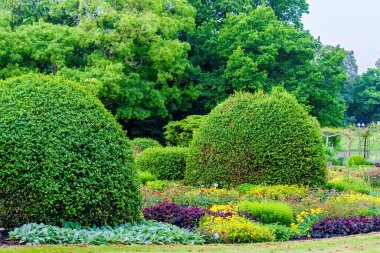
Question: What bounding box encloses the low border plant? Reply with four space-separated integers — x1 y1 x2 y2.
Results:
8 221 205 245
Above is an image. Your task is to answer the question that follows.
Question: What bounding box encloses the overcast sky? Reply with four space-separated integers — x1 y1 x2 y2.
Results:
302 0 380 74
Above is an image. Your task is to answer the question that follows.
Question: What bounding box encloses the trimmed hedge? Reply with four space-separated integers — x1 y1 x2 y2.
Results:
164 115 205 147
131 137 162 156
136 147 188 180
185 90 327 187
237 202 294 226
0 74 141 227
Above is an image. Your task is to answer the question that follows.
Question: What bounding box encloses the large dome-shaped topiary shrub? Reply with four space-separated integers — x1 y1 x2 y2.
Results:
0 74 141 227
184 90 327 187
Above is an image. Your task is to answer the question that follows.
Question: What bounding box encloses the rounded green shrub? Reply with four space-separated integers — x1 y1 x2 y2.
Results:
136 147 188 180
236 202 294 226
185 90 327 187
347 154 366 167
164 115 205 147
131 137 162 156
0 74 141 227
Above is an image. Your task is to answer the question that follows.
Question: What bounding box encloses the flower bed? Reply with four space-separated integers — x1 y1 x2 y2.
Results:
4 164 380 246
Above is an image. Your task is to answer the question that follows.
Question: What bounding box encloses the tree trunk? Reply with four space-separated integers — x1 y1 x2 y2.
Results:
346 139 351 158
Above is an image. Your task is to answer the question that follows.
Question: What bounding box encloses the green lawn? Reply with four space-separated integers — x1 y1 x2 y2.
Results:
1 233 379 253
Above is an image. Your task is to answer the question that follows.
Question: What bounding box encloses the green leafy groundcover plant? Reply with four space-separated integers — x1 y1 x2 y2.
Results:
185 90 327 187
0 74 141 227
8 221 204 245
136 147 188 180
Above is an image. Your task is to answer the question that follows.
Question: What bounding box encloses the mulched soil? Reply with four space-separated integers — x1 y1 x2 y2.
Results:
0 228 19 246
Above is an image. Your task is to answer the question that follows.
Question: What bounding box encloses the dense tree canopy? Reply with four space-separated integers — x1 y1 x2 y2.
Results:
0 0 197 124
310 45 347 127
0 0 354 135
195 8 347 126
188 0 308 27
348 68 380 123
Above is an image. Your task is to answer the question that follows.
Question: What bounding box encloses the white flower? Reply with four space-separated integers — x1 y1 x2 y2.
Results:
214 183 219 188
213 232 219 239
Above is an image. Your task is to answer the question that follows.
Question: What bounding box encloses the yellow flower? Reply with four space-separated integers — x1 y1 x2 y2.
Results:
290 223 299 229
210 204 236 214
310 208 323 214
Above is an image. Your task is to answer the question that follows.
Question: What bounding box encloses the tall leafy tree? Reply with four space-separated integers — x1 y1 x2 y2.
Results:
309 45 347 127
217 8 317 97
187 0 309 70
341 50 359 124
348 68 380 123
198 7 346 126
342 50 359 104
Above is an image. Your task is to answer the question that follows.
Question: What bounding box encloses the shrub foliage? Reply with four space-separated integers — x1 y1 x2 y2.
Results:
143 202 209 230
310 217 380 238
0 74 141 227
237 202 294 226
131 138 162 156
164 115 205 147
185 91 327 187
347 154 366 166
136 147 188 180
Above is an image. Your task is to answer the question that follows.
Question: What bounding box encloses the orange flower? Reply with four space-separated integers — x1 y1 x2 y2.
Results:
221 230 226 235
157 192 162 197
199 188 205 194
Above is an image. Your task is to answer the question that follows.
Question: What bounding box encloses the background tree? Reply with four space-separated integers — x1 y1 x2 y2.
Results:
341 50 359 125
309 45 347 127
0 0 198 138
375 57 380 68
0 0 353 137
348 68 380 123
196 8 346 126
188 0 308 27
